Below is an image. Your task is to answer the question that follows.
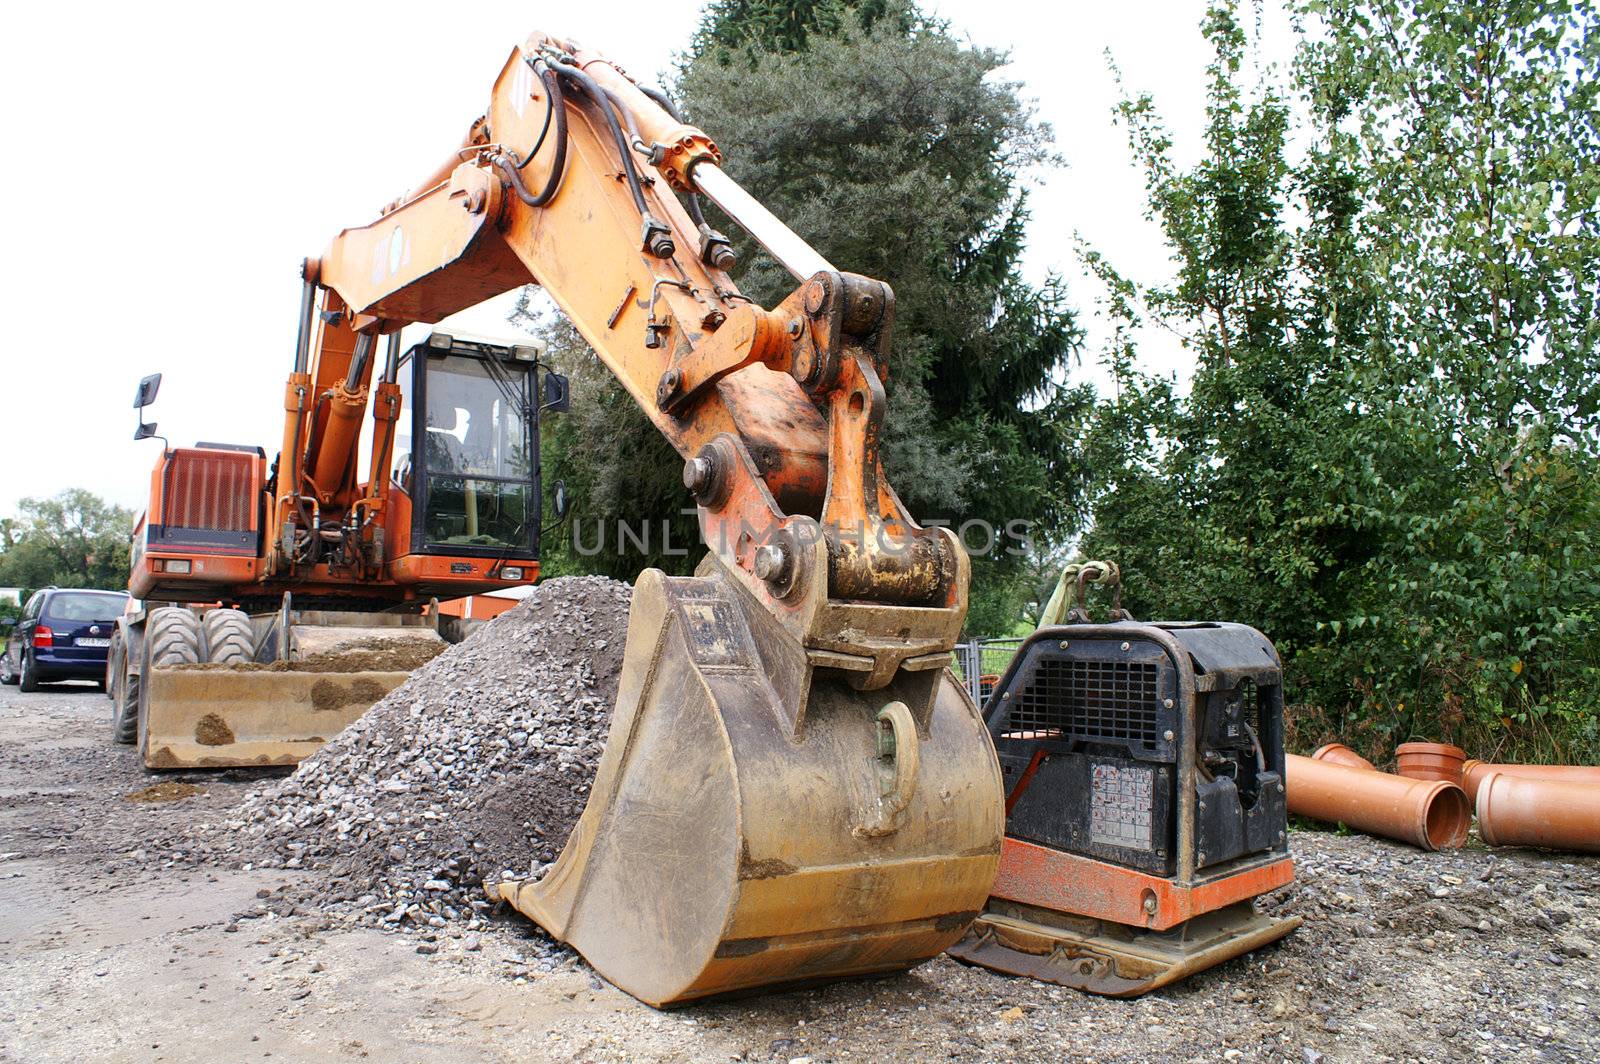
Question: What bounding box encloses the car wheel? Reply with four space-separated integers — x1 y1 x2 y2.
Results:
19 650 40 692
0 649 17 686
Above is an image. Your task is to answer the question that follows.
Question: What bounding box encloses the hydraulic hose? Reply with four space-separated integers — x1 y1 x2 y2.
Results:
493 60 568 208
552 60 676 257
512 60 559 172
551 60 650 217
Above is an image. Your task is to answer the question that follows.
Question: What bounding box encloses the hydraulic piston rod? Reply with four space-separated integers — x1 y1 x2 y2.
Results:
692 164 834 282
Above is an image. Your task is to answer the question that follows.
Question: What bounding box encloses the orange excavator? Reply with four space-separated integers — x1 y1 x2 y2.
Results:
116 28 1004 1006
115 326 563 769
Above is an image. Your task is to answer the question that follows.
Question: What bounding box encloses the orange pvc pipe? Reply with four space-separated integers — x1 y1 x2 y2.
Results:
1310 743 1377 772
1462 760 1600 802
1476 772 1600 854
1395 742 1466 788
1286 753 1470 851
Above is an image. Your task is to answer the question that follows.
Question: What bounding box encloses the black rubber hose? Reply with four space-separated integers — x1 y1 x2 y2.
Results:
510 60 559 172
495 61 568 208
552 61 650 217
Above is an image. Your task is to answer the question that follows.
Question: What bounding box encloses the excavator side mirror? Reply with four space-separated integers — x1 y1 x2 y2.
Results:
542 372 570 413
134 421 160 441
552 480 570 518
133 373 162 410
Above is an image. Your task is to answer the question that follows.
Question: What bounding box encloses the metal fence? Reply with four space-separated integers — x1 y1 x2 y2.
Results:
951 637 1026 707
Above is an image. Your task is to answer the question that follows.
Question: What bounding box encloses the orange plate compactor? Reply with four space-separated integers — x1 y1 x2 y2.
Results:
949 607 1301 995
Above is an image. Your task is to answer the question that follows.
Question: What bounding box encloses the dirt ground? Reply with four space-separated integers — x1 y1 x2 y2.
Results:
3 685 1597 1063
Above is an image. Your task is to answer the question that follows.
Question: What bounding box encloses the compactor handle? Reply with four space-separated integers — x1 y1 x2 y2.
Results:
855 701 920 838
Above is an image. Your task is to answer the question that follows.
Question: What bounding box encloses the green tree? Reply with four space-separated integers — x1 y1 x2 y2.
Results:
0 489 135 592
691 0 893 56
525 1 1088 635
1081 2 1600 762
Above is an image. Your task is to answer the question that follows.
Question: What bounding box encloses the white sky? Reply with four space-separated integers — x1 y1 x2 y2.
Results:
0 0 1293 516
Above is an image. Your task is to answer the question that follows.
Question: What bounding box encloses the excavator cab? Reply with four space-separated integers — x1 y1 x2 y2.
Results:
393 332 563 565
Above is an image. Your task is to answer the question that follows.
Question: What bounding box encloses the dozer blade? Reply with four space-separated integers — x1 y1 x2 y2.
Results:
140 668 412 769
948 899 1301 998
492 563 1003 1007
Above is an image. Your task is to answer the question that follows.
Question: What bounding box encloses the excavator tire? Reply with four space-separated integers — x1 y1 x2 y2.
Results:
137 608 201 756
113 670 140 744
202 609 255 665
109 628 138 744
105 630 123 702
148 608 202 668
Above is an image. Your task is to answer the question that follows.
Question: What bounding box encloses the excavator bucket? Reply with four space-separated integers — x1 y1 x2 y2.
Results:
134 607 444 770
493 562 1003 1007
140 667 414 768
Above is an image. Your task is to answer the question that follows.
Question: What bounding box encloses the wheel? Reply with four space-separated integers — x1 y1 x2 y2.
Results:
113 669 140 744
135 608 200 753
202 609 255 665
147 608 202 668
105 631 125 702
0 649 17 686
19 650 40 692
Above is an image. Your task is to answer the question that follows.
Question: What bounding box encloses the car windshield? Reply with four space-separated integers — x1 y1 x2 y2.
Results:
45 592 127 622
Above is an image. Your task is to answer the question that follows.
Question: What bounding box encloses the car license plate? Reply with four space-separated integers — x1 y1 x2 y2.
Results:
75 637 111 648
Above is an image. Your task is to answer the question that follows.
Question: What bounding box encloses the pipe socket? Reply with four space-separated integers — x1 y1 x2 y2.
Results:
1309 743 1377 772
1476 772 1600 854
1286 753 1471 851
1462 759 1600 802
1395 742 1467 788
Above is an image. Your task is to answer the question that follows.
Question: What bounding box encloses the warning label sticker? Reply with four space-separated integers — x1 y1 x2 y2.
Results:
1089 761 1154 851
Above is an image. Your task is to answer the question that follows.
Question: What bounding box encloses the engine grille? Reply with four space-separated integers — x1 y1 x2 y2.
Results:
1010 658 1161 745
165 450 254 532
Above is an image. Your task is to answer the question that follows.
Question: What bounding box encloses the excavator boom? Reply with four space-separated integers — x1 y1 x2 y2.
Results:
282 31 1002 1005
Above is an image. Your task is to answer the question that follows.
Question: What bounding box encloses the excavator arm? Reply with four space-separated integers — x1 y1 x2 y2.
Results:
292 31 1002 1006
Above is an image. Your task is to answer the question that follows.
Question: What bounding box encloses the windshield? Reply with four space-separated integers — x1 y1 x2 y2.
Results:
423 356 531 479
45 592 128 622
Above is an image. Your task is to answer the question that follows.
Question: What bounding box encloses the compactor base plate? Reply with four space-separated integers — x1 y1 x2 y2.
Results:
948 898 1300 997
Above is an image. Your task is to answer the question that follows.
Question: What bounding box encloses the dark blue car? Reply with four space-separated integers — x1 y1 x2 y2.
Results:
1 588 129 692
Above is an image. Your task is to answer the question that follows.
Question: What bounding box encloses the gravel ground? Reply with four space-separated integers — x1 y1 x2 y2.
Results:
2 578 1597 1062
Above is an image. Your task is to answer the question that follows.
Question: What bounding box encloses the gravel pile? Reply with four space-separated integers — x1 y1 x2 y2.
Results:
190 575 632 935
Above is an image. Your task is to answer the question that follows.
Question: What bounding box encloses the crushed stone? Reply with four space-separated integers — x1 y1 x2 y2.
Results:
187 575 631 943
